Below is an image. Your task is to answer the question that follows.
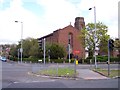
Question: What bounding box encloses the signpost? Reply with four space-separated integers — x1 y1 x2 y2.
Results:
73 50 80 78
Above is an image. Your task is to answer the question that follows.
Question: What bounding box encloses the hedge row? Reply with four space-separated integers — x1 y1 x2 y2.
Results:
9 56 76 63
49 59 75 63
84 56 120 64
9 55 119 64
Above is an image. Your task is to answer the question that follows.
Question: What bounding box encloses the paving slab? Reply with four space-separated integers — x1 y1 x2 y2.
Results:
77 69 109 80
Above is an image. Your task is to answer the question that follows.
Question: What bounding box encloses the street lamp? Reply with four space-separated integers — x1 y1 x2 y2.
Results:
15 21 23 63
89 6 97 69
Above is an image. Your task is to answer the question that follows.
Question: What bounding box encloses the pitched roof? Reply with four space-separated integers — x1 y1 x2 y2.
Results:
38 24 77 40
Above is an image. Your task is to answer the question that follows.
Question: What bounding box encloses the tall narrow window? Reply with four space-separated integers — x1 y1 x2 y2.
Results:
68 33 73 49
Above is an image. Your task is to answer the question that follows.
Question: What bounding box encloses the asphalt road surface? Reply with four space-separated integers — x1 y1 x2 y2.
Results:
1 61 119 89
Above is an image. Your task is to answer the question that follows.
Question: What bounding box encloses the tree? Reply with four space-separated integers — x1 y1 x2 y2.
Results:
114 38 120 57
80 22 109 57
9 44 18 60
29 38 40 58
47 43 66 59
18 37 41 58
99 35 109 55
22 38 31 58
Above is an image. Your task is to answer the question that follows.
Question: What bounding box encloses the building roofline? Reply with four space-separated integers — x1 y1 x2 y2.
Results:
38 33 53 40
38 24 76 40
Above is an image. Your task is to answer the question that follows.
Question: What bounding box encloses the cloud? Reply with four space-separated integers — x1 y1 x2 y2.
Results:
76 0 118 38
36 0 79 32
0 0 4 4
0 0 119 44
0 0 79 44
0 0 43 44
95 0 118 38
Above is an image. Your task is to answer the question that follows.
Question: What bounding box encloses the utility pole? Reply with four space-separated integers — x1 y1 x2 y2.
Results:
108 39 110 76
15 21 23 63
94 6 97 69
89 6 97 69
108 39 114 76
43 38 46 64
18 49 19 63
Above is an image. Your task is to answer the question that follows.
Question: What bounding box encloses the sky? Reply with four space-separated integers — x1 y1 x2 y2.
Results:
0 0 119 44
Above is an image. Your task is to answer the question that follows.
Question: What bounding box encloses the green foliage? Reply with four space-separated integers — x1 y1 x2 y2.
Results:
23 57 41 63
38 67 75 77
47 43 66 59
97 56 119 62
114 38 120 58
114 38 120 48
93 69 120 78
84 55 119 64
50 59 64 63
84 56 94 64
9 44 18 58
9 37 42 62
110 57 120 62
9 55 17 61
22 38 41 58
97 56 108 62
45 59 75 63
80 22 109 57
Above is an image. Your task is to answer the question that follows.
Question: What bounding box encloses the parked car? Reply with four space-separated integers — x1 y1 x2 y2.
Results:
0 56 7 62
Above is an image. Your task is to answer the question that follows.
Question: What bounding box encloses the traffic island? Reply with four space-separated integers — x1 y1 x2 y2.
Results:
92 69 120 78
32 67 78 80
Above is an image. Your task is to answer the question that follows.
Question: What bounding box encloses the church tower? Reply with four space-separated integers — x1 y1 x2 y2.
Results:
74 17 85 30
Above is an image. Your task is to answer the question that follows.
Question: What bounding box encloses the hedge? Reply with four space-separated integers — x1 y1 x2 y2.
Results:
48 59 75 63
84 56 120 64
9 55 119 64
21 58 76 63
9 56 17 61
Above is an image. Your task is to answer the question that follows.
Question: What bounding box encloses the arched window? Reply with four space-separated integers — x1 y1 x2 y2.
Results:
68 33 73 48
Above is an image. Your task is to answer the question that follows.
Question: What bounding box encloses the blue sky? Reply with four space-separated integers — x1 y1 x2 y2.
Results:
23 1 45 16
0 0 119 44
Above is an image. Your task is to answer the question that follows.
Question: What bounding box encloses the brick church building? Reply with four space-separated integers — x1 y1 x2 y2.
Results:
38 17 85 59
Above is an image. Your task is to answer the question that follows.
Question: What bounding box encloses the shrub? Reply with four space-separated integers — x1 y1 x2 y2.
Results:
9 56 17 61
97 56 108 62
23 57 42 63
47 59 75 63
50 59 64 63
110 57 120 62
97 56 119 62
84 55 119 63
84 56 94 64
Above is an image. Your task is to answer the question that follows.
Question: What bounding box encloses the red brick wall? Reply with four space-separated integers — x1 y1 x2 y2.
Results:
45 25 85 59
58 25 85 59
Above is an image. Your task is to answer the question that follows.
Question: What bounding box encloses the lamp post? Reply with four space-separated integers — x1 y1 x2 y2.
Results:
43 38 46 64
18 49 19 63
89 6 97 69
15 21 23 63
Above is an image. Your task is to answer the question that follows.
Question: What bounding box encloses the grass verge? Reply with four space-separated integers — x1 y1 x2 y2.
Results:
37 67 77 78
93 69 120 78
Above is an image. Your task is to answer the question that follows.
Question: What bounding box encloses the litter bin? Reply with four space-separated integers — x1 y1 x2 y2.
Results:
76 60 78 65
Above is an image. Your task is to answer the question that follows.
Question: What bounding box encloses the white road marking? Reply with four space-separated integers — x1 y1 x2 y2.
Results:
13 80 55 83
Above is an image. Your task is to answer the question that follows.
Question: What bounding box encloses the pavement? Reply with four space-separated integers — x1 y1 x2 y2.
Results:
31 68 110 80
77 69 109 80
15 62 110 80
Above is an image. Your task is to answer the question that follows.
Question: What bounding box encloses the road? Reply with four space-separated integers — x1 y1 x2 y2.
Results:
1 61 119 89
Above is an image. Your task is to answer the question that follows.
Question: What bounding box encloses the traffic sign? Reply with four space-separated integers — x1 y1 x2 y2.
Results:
73 50 80 54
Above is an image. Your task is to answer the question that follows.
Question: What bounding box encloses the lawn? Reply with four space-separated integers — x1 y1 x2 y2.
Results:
37 67 77 78
93 69 120 78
